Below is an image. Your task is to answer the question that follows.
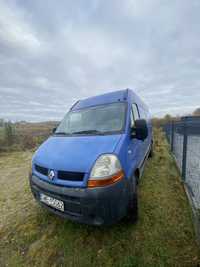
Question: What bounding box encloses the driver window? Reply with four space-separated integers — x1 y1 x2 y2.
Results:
130 108 134 127
131 104 140 127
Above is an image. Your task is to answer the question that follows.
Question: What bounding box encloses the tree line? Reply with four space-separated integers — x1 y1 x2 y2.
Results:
152 107 200 127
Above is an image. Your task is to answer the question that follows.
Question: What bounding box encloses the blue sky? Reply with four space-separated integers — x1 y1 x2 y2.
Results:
0 0 200 121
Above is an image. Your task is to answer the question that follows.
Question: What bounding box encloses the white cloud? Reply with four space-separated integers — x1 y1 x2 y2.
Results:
0 0 41 52
0 0 200 121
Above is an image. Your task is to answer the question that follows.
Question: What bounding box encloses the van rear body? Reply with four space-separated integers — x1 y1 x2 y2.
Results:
29 89 153 225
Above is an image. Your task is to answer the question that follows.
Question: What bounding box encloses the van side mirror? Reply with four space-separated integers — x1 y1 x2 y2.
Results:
52 127 57 134
131 119 148 141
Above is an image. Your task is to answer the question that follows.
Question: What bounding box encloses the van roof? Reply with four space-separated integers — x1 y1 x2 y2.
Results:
71 89 148 111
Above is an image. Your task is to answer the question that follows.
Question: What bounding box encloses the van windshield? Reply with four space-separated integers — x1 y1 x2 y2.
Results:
55 102 126 135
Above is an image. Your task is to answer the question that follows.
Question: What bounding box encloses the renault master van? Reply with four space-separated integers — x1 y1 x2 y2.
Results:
29 89 153 225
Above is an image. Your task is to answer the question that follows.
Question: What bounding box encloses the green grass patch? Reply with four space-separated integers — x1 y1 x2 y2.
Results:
0 128 199 267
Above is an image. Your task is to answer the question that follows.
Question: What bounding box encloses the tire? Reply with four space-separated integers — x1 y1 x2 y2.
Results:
148 143 154 158
127 178 138 223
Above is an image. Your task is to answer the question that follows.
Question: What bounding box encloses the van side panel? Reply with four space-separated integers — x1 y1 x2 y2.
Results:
114 89 152 180
114 101 142 180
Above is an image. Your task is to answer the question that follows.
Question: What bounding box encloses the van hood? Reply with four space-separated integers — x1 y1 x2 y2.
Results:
33 134 122 173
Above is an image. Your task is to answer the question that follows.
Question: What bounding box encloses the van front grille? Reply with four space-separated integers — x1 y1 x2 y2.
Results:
35 164 48 176
58 171 84 181
34 164 85 182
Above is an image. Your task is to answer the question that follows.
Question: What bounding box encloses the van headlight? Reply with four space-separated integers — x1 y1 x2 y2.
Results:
88 154 124 188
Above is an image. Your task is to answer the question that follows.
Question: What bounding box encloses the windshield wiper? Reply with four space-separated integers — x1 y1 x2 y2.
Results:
54 132 70 135
71 130 104 135
54 130 105 135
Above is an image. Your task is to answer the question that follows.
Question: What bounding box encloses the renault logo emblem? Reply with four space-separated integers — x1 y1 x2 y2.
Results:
48 170 55 180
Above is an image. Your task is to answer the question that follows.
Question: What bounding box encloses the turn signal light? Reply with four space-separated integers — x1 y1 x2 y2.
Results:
87 170 124 188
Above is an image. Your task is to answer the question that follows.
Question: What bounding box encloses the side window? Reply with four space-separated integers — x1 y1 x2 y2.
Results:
130 108 134 127
139 108 147 120
131 104 140 127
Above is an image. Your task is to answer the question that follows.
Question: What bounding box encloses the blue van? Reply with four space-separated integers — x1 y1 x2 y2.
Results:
29 89 153 225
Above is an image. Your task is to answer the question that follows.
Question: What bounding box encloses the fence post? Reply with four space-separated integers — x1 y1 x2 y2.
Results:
182 118 188 181
171 121 174 152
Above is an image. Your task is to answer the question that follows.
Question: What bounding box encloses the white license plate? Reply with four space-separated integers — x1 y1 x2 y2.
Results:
40 193 64 212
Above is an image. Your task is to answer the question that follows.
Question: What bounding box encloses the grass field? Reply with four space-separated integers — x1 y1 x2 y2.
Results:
0 129 199 267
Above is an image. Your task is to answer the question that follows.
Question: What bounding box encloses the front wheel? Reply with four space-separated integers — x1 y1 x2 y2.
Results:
148 142 154 158
127 181 138 223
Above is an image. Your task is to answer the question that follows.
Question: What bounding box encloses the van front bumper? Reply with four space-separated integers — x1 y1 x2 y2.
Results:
29 174 130 225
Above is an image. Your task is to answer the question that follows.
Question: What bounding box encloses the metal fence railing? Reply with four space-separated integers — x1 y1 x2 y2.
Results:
163 116 200 210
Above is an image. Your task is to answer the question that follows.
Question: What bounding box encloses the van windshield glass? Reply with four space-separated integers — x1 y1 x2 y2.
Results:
55 102 126 135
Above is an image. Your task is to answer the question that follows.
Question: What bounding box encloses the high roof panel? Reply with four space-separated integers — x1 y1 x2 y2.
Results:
72 89 128 110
